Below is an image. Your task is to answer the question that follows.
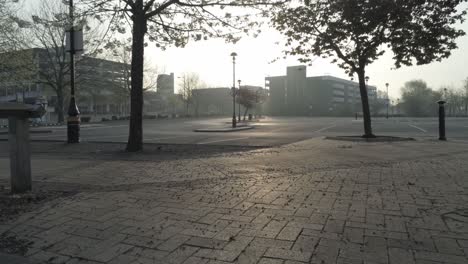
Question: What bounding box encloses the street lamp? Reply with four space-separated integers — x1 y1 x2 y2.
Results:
230 52 237 128
391 100 394 115
238 79 242 122
397 98 400 115
385 83 389 119
66 0 80 143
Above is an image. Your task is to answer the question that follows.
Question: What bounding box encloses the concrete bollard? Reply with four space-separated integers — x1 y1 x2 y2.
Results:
67 115 80 143
437 101 446 141
1 103 46 193
8 117 32 193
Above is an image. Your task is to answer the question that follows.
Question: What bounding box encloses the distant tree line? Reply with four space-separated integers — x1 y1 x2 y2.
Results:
399 78 468 117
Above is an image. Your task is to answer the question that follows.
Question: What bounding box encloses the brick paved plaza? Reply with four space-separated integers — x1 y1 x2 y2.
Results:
1 138 468 263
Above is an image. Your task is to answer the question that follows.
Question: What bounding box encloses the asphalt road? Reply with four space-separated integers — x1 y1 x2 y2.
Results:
2 116 468 147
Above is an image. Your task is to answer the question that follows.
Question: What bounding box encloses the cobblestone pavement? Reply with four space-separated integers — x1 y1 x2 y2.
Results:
1 139 468 264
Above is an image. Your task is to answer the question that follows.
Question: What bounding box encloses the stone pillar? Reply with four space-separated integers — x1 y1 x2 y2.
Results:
8 117 32 193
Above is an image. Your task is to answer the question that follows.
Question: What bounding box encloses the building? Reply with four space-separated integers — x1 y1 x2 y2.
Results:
157 73 175 95
0 48 131 124
265 66 378 116
192 88 232 116
144 73 176 115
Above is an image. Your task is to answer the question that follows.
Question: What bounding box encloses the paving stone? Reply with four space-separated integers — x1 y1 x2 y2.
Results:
344 227 364 244
311 245 340 263
125 247 170 260
91 243 133 263
236 245 268 264
195 249 241 262
77 234 127 260
258 258 284 264
2 140 468 264
258 220 288 239
414 251 468 264
276 226 302 241
107 254 138 264
324 219 345 234
158 235 192 251
213 227 242 241
122 235 164 249
182 256 210 264
164 245 199 264
250 237 293 250
292 235 319 252
388 248 415 264
264 248 312 262
184 237 227 250
29 250 71 264
433 237 465 256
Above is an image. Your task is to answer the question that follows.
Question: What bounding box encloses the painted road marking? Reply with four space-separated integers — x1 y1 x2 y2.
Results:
50 124 128 131
83 134 128 141
145 136 189 142
198 137 250 145
409 124 427 133
31 133 64 139
313 124 337 133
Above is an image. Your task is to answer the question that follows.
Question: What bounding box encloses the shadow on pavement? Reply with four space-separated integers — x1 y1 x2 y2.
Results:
0 140 267 162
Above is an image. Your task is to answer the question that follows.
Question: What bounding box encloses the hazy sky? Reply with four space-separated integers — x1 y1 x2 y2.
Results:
146 4 468 100
21 1 468 99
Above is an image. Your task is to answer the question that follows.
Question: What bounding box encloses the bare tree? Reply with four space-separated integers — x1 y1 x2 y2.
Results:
79 0 286 152
464 77 468 116
178 72 200 116
0 0 35 98
237 88 257 120
11 0 106 122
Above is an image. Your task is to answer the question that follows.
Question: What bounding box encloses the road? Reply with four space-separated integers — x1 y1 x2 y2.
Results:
1 116 468 147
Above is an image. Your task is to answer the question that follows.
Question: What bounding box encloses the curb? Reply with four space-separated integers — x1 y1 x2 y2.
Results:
0 123 62 129
325 136 415 142
194 126 254 132
0 130 53 135
0 253 36 264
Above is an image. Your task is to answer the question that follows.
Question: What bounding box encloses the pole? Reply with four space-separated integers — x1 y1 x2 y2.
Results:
238 80 241 122
386 83 389 119
231 53 236 128
438 101 446 141
67 0 80 143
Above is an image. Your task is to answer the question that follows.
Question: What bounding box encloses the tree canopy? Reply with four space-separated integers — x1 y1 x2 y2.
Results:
272 0 467 137
401 80 441 117
78 0 285 151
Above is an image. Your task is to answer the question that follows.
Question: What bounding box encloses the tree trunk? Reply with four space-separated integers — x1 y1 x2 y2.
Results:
126 10 146 152
56 86 64 124
465 99 467 116
243 107 249 120
357 70 375 138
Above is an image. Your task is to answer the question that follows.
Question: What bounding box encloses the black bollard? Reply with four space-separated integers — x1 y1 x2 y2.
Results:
437 101 446 141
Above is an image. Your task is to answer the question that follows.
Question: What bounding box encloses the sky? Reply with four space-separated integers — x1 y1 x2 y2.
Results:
145 4 468 100
19 0 468 100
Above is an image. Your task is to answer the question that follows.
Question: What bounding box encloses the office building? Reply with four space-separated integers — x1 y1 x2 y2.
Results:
265 66 378 116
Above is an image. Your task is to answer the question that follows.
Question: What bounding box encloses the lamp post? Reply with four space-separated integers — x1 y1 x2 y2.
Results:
391 100 394 116
397 98 400 115
238 79 242 122
66 0 80 143
230 52 237 128
385 83 389 119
